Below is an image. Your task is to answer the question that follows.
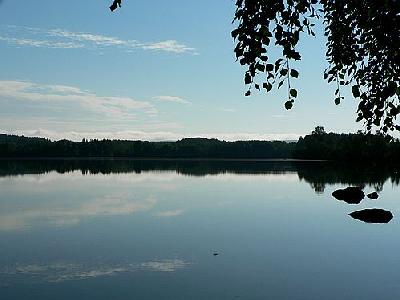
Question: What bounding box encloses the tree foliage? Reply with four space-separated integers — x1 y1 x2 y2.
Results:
232 0 400 133
3 130 400 164
0 135 294 159
109 1 399 132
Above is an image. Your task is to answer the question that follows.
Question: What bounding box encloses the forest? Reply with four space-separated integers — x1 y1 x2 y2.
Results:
0 127 399 163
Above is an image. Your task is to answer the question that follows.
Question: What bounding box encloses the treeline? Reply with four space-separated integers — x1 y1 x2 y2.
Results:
0 135 294 159
293 126 400 163
1 127 400 162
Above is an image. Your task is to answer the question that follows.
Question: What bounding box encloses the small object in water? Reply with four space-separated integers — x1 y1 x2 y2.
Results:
367 192 379 199
332 186 365 204
213 252 219 256
349 208 393 224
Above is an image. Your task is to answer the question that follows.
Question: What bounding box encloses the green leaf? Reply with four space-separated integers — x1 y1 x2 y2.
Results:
256 63 265 72
285 100 293 110
352 85 360 98
231 29 239 38
263 82 272 92
290 69 299 78
290 89 298 98
335 97 341 105
265 64 274 72
245 73 252 85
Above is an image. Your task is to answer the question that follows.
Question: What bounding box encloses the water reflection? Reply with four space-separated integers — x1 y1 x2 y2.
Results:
1 259 191 283
1 159 399 193
0 160 398 232
1 160 400 299
0 192 156 231
0 160 396 231
154 209 185 218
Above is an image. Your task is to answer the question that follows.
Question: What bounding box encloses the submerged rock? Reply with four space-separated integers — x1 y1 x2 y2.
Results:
332 187 365 204
350 209 393 224
367 192 379 199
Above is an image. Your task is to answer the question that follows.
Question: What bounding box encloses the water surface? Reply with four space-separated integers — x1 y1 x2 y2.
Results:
1 160 400 299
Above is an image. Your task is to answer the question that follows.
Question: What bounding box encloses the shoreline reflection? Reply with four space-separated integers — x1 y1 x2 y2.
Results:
1 159 399 193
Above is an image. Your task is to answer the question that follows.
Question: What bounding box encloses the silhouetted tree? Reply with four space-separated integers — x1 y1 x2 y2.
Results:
2 129 400 163
312 126 326 135
232 1 400 133
0 134 295 159
110 1 399 133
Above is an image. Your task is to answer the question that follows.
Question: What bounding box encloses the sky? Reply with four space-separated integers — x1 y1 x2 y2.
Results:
0 0 364 141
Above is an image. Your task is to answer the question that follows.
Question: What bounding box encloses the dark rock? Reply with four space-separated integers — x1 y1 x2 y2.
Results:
349 209 393 223
367 192 379 199
332 187 365 204
213 253 219 256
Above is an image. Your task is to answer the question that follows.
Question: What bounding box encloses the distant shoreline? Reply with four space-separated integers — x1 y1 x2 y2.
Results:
0 157 328 162
2 131 399 164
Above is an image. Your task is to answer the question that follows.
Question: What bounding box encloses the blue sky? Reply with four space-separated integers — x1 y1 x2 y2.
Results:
0 0 363 141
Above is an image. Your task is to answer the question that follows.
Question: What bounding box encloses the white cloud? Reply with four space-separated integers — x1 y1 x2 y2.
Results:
0 36 83 49
0 80 302 142
2 129 179 142
141 40 196 54
190 132 302 141
0 80 157 118
0 25 197 54
153 95 191 104
49 29 133 47
1 128 302 142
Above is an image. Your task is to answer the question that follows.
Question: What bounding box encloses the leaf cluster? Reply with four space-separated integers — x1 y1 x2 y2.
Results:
233 0 400 133
232 0 319 109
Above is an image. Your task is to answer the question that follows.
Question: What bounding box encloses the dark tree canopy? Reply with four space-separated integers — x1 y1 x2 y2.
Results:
232 0 400 133
3 129 400 163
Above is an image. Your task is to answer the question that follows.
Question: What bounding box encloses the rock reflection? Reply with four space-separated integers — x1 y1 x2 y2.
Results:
367 192 379 199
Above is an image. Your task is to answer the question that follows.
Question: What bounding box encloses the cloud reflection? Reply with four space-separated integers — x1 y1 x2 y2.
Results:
154 209 184 218
1 259 190 283
0 193 156 231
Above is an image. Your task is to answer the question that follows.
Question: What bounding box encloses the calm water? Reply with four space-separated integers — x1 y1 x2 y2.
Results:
1 160 400 299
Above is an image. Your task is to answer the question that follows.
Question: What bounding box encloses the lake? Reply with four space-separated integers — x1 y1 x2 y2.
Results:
1 160 400 299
